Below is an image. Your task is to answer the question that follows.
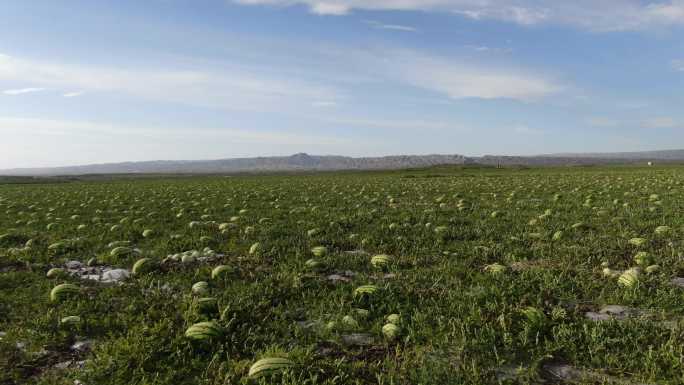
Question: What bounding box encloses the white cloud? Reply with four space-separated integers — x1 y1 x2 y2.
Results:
513 124 543 134
3 87 46 95
364 20 418 32
0 116 347 144
586 117 620 128
464 45 513 54
312 100 338 107
234 0 684 31
586 116 681 129
641 116 678 129
310 2 349 14
63 91 85 98
671 59 684 71
381 50 559 101
0 53 338 111
322 116 460 131
0 116 352 168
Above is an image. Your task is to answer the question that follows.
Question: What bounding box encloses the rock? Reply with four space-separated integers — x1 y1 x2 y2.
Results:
326 274 351 284
495 365 525 381
341 333 374 346
79 268 130 284
296 320 323 331
65 260 84 269
543 363 654 385
54 361 73 370
585 305 637 321
15 341 26 351
71 340 93 352
101 269 130 283
544 364 589 381
0 331 6 340
671 277 684 288
344 250 368 256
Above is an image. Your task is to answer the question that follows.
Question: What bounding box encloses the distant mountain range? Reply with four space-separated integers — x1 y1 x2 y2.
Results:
2 150 683 176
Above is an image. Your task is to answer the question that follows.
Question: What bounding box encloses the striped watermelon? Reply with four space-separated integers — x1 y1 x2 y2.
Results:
382 323 401 340
248 357 295 378
132 258 153 275
385 313 401 325
310 246 327 257
46 268 66 278
618 268 640 288
197 297 218 312
192 281 209 295
50 283 79 302
370 254 392 269
184 321 222 340
249 242 262 256
211 265 234 280
354 285 379 298
60 315 81 325
521 306 545 327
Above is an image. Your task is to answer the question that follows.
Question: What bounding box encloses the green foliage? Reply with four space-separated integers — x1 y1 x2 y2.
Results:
2 166 684 384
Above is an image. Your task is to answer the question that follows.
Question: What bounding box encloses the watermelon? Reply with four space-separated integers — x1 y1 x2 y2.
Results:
46 268 66 278
484 263 506 275
654 226 672 236
618 268 640 288
184 321 222 340
521 306 545 327
192 281 209 295
249 242 262 256
304 258 324 271
310 246 327 257
132 258 153 275
628 238 648 247
370 254 392 269
211 265 234 280
382 323 401 340
353 285 379 298
197 297 218 312
248 358 295 378
111 246 136 257
50 283 79 302
385 313 401 325
60 315 81 326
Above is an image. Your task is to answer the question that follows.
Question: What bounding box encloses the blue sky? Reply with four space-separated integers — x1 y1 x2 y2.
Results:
1 0 684 168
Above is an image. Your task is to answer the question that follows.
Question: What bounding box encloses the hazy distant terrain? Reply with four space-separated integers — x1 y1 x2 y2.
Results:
1 150 683 176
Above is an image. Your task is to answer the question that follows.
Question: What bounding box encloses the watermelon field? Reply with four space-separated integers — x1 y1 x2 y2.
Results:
1 165 684 384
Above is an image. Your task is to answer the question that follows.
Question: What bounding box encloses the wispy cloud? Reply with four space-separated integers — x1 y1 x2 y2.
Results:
312 100 338 107
63 91 85 98
0 116 352 168
234 0 684 31
587 116 681 129
586 117 620 128
381 50 559 101
363 20 418 32
0 116 349 146
641 116 679 129
3 87 46 95
464 45 513 54
513 124 543 135
671 59 684 71
0 53 339 111
322 116 459 131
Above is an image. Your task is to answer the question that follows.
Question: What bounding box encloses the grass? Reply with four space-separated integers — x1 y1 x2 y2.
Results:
1 165 684 384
